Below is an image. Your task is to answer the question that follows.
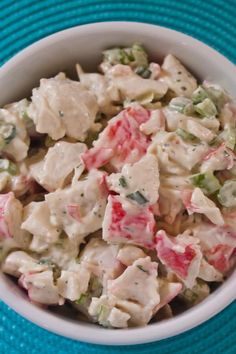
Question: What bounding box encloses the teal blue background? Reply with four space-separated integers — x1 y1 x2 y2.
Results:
0 0 235 352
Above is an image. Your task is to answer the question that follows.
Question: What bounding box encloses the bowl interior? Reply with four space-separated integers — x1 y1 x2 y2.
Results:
0 22 236 345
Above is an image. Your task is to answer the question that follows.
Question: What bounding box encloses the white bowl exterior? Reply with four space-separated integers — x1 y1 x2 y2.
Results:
0 22 235 345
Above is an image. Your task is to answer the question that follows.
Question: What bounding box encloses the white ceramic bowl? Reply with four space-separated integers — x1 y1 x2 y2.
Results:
0 22 236 346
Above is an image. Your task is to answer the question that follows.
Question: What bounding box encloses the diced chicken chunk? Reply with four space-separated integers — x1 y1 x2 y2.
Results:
41 237 80 269
107 64 168 101
80 238 120 280
19 270 61 305
107 154 159 205
161 54 197 97
182 188 224 226
108 257 159 306
115 299 153 326
3 137 29 162
198 258 223 282
107 307 131 328
219 103 236 129
88 294 130 328
117 245 146 266
76 65 120 116
30 142 87 191
149 131 208 172
154 279 182 313
107 257 160 325
0 108 29 161
57 266 90 301
45 170 108 241
0 192 29 248
28 74 98 141
21 201 60 251
2 251 47 277
158 188 184 224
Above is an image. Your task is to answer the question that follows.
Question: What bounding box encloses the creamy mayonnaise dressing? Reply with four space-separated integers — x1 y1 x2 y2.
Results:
0 45 235 329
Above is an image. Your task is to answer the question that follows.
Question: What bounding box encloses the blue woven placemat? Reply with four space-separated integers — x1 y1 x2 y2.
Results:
0 0 236 353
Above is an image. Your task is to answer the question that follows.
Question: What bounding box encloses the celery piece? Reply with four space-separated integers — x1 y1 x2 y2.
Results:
218 180 236 207
190 172 221 195
194 98 217 117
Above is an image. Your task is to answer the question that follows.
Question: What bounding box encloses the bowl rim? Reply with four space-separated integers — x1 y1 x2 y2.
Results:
0 21 236 346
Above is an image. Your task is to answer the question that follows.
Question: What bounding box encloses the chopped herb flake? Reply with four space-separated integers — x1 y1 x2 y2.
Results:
127 191 148 204
137 265 149 274
135 66 151 78
119 176 128 188
38 259 51 265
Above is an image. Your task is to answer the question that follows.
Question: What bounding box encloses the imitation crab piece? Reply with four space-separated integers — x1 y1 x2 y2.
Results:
204 245 235 273
201 143 236 173
80 147 114 171
193 221 236 273
139 109 165 136
181 188 224 226
81 106 151 171
155 230 202 288
102 195 156 249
